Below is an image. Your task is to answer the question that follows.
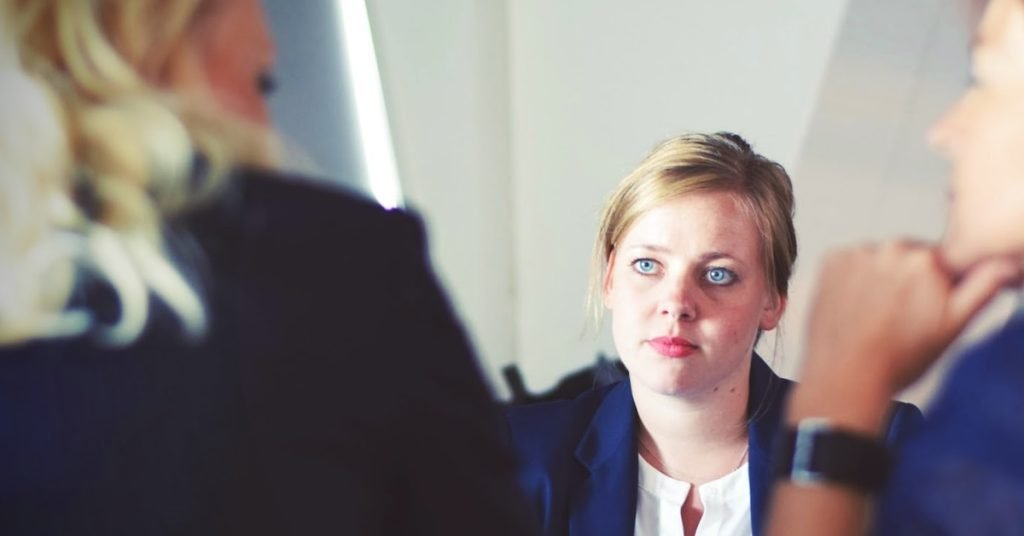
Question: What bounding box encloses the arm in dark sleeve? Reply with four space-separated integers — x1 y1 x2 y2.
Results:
386 210 539 535
217 174 538 535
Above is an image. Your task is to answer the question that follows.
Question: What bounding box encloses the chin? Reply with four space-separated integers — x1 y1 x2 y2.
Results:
636 372 692 397
943 193 1024 270
939 239 975 277
941 230 1024 277
942 211 993 274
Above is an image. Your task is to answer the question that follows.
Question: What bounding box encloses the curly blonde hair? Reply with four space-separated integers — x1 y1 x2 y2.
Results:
0 0 279 346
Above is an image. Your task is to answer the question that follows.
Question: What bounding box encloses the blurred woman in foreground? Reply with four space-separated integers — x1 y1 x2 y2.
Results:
0 0 533 534
768 0 1024 534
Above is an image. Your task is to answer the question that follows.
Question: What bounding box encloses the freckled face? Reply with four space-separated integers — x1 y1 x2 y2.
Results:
933 0 1024 271
603 191 785 399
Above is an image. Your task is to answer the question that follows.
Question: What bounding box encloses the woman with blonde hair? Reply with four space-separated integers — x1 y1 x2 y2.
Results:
0 0 533 534
505 132 921 536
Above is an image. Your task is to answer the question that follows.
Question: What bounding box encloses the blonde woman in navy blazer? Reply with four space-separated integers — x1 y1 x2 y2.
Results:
506 133 923 536
0 1 535 533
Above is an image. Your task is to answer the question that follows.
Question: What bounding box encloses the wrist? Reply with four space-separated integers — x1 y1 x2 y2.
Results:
774 417 892 493
787 373 893 436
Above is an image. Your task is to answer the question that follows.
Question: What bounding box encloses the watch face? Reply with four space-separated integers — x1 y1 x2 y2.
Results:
790 418 831 484
776 419 891 492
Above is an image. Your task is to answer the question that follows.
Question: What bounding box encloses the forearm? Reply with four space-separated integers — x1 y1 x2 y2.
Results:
767 484 873 536
765 370 894 536
766 244 1014 535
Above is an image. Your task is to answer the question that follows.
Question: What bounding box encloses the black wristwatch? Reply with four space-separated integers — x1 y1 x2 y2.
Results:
774 418 892 493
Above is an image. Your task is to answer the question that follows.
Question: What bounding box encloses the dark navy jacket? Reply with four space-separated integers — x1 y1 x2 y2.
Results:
877 314 1024 535
506 355 923 536
0 169 536 535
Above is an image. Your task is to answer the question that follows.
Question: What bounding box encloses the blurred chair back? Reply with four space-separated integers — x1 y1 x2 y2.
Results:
503 353 627 405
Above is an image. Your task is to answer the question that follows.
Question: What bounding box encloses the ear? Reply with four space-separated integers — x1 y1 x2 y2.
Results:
759 293 787 331
602 250 617 310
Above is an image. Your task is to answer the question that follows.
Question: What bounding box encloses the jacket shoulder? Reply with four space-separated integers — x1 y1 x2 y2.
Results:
504 382 623 529
223 167 422 247
506 382 617 450
505 382 625 480
180 167 431 307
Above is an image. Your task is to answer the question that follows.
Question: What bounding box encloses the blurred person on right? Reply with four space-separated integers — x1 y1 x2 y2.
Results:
766 0 1024 534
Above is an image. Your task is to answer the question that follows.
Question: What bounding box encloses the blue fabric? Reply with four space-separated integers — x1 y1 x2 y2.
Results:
507 355 924 535
0 169 536 535
877 315 1024 536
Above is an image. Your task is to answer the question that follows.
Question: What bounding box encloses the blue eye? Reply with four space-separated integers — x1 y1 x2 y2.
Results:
705 267 736 285
632 258 658 275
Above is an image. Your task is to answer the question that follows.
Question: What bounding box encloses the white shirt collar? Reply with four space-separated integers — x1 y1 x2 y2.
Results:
635 454 752 536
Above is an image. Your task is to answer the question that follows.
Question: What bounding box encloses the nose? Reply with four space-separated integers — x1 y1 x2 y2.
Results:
658 275 698 321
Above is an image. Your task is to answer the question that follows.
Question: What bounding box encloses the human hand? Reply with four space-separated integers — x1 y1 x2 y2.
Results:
801 241 1020 400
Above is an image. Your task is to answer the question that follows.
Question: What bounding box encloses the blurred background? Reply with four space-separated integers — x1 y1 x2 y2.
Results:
262 0 1016 406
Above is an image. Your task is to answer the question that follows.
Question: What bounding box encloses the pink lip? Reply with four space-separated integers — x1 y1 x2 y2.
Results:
648 337 698 358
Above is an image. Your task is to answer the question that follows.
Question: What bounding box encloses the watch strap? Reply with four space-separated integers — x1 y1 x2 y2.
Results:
774 417 891 492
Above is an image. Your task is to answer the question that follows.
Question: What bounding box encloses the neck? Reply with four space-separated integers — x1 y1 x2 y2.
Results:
632 359 751 485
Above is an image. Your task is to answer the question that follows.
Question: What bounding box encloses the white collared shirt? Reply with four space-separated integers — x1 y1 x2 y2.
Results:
634 454 752 536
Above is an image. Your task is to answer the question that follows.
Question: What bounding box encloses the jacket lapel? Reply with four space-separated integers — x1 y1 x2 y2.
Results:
565 357 791 536
746 355 791 536
569 381 638 536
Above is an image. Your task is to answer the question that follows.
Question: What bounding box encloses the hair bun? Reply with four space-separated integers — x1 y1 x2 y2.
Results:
715 131 752 153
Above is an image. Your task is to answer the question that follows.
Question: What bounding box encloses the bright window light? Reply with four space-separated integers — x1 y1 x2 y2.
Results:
335 0 404 209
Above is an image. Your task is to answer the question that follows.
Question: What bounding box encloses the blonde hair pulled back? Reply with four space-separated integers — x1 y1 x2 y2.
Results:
588 132 797 324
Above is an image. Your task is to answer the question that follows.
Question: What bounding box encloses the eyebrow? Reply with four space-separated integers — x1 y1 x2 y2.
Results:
623 243 672 254
622 244 741 264
698 251 738 264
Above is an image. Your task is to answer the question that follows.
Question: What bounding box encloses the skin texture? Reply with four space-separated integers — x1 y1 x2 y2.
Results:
604 191 784 401
168 0 275 125
766 1 1024 534
605 191 785 536
935 0 1024 272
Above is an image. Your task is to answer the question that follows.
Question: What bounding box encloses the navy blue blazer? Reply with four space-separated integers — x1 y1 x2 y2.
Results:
0 169 536 535
505 355 923 535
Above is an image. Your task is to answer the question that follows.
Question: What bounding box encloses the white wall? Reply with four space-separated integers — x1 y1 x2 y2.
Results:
263 0 365 191
369 0 515 392
367 0 1003 403
370 0 850 394
508 0 850 390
